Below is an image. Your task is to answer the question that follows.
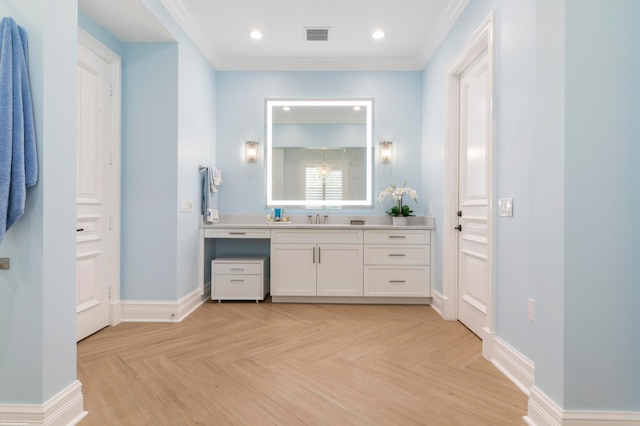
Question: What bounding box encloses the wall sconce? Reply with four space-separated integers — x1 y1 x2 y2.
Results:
380 141 393 164
246 141 258 163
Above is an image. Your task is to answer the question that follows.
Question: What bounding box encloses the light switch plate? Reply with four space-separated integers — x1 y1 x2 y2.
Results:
180 199 192 213
499 198 513 217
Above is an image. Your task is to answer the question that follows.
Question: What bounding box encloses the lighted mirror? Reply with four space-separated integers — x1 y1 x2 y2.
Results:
266 99 373 207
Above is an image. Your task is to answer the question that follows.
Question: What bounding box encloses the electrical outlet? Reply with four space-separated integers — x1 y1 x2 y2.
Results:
528 299 536 322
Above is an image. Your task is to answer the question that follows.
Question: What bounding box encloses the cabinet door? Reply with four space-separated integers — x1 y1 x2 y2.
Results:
271 244 316 296
316 244 363 296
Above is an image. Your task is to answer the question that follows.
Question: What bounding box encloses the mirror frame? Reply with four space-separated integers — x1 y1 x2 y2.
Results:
266 99 373 207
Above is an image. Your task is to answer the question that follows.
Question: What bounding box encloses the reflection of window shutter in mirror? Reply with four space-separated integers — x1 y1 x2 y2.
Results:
304 166 343 201
325 170 343 200
305 167 323 200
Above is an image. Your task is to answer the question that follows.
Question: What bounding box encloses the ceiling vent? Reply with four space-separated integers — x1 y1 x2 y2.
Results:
305 27 330 42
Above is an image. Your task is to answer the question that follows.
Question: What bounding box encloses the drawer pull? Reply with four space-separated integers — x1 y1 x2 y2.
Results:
313 247 316 264
389 280 406 284
229 232 246 235
230 279 245 283
230 268 245 271
388 254 406 257
388 235 406 239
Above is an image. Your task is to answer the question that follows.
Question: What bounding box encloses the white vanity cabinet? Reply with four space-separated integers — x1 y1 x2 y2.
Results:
201 219 434 304
271 229 363 297
363 230 431 297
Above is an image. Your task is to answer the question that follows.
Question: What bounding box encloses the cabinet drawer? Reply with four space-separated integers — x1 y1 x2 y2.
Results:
364 230 429 245
214 262 262 275
205 228 270 239
363 266 430 297
364 245 430 265
271 229 363 244
213 275 262 299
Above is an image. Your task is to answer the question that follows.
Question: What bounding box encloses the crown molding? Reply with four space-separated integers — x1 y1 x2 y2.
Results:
158 0 469 71
215 56 423 71
417 0 470 69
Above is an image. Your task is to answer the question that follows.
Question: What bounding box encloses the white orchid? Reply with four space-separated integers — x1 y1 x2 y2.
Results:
378 181 418 217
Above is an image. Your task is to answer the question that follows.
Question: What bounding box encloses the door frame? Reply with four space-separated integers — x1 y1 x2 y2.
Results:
442 13 495 346
78 28 122 327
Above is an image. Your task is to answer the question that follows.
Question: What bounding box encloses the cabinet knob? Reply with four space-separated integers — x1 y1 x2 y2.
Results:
454 225 462 231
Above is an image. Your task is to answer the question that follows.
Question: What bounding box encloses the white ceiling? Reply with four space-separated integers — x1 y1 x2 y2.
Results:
78 0 469 71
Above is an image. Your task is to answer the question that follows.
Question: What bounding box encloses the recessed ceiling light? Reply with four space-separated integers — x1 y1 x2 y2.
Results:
249 30 263 40
282 106 290 111
372 30 385 40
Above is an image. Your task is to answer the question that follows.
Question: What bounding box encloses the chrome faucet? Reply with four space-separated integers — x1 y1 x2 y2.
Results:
315 211 320 224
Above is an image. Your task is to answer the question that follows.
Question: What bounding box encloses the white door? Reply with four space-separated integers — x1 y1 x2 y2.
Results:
456 50 490 339
76 41 113 341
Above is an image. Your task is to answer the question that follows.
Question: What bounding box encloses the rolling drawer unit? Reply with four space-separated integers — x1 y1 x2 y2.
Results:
363 230 431 297
211 256 269 302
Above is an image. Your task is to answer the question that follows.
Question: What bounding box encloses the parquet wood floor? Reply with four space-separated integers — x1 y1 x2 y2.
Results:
78 300 527 425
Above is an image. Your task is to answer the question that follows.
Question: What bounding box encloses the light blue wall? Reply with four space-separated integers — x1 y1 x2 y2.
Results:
174 30 216 298
533 0 566 407
141 0 216 299
0 0 77 404
216 71 423 217
121 42 180 300
563 0 640 410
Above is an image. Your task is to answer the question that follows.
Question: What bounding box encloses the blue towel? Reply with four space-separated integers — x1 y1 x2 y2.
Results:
201 167 220 223
0 17 37 243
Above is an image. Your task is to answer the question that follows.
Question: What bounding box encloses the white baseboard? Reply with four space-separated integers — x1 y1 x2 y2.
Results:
121 283 211 323
0 380 87 425
489 335 535 396
525 386 640 426
109 300 121 327
430 289 446 317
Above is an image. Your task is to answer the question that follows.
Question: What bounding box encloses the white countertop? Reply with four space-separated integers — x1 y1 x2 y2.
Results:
201 215 435 230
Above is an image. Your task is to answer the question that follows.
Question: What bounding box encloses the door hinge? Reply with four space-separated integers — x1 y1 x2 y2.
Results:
109 216 112 230
108 286 111 299
109 152 113 165
110 84 113 97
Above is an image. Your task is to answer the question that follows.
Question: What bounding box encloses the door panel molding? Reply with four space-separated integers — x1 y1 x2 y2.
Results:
78 28 122 331
442 12 495 335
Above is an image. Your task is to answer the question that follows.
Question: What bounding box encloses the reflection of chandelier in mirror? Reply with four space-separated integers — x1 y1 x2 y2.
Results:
316 148 332 180
318 162 332 179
